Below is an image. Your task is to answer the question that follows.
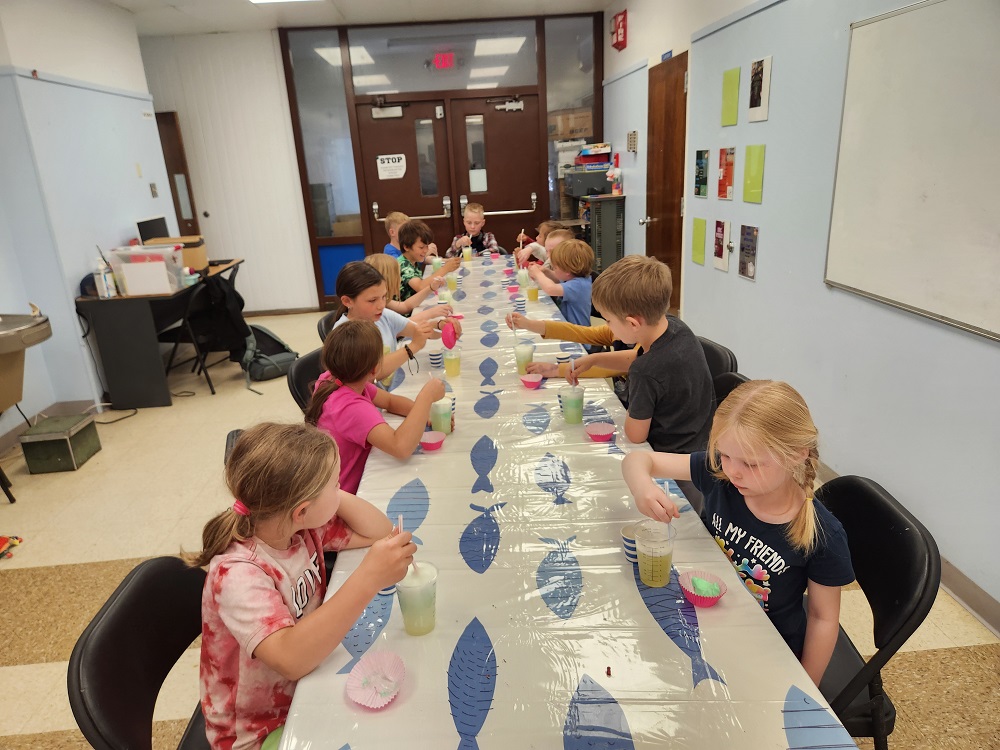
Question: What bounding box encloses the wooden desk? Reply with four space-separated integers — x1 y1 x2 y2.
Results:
280 257 853 749
76 260 242 409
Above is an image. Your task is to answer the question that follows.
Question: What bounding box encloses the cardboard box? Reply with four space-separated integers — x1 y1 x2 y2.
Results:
547 108 593 140
146 235 208 271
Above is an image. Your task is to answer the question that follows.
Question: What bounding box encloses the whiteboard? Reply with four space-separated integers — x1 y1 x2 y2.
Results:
824 0 1000 341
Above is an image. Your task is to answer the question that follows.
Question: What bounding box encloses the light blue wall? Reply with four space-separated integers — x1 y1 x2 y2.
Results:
684 0 1000 600
603 61 648 257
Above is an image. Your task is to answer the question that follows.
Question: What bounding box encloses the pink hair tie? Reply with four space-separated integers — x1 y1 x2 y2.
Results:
232 500 251 517
334 378 343 386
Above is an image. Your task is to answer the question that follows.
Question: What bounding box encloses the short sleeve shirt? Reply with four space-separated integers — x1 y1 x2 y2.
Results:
690 452 855 656
200 519 353 750
333 309 408 353
627 317 714 453
383 243 401 258
558 275 593 328
315 381 385 494
397 255 422 302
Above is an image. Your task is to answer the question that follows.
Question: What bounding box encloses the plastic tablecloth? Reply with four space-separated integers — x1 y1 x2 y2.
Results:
281 257 853 749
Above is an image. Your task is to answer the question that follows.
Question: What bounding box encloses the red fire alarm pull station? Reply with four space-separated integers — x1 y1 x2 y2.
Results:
611 11 627 51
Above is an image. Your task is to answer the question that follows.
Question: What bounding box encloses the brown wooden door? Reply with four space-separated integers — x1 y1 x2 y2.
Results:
355 101 454 251
447 96 547 252
155 112 200 236
645 52 687 314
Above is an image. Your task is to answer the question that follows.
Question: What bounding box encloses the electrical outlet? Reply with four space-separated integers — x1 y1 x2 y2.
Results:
150 183 158 198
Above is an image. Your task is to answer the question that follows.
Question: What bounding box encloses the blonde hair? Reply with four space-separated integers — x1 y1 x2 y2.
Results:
464 203 485 218
184 423 339 568
707 380 822 555
366 253 402 301
591 255 672 322
536 221 564 242
545 228 575 245
549 239 595 278
305 320 383 425
384 212 409 235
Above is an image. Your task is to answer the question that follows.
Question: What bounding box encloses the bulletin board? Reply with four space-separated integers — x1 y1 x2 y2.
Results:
824 0 1000 341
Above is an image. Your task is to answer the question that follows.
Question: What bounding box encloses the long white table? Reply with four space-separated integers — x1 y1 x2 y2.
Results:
281 256 854 749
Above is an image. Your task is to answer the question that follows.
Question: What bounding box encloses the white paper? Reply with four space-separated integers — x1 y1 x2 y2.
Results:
376 154 406 180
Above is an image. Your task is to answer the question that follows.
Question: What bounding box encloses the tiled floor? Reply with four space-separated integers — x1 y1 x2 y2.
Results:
0 311 996 749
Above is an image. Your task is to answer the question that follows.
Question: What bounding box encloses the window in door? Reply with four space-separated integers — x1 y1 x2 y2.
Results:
465 115 488 193
415 119 439 197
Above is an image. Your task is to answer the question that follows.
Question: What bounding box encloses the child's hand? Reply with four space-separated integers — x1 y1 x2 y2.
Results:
427 242 438 256
445 317 463 339
516 231 533 245
359 531 416 590
432 304 454 318
505 312 525 330
443 257 461 273
527 264 543 280
429 275 443 291
421 376 446 403
410 323 432 349
456 235 472 248
566 355 594 385
634 484 680 523
526 362 559 378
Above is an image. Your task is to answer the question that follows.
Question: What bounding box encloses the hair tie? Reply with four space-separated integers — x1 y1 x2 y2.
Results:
334 378 343 386
232 500 251 517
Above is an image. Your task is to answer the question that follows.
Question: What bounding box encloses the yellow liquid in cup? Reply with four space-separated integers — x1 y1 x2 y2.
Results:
637 550 673 587
526 286 539 302
444 355 461 376
446 276 458 291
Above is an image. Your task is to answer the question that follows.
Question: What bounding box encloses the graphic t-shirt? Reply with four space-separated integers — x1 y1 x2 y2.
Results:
200 519 353 750
397 255 422 302
315 379 386 494
690 451 854 656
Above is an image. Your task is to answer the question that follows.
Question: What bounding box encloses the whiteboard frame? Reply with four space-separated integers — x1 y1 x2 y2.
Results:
823 0 999 343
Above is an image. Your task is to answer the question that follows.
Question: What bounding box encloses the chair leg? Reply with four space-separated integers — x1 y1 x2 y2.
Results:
870 674 889 750
1 467 15 503
184 322 216 396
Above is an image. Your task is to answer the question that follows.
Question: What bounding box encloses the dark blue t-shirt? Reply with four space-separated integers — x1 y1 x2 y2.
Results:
690 452 854 656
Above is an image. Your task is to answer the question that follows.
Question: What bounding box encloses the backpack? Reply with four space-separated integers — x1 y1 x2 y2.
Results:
239 325 298 390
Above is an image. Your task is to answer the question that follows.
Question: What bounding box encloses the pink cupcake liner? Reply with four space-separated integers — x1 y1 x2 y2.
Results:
346 651 405 710
679 570 728 608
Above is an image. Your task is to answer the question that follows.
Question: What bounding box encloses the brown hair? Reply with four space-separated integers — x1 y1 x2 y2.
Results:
536 221 564 242
332 261 387 323
591 255 672 322
707 380 822 554
366 253 403 301
305 319 383 425
384 211 409 236
398 219 434 251
184 422 339 568
549 239 595 277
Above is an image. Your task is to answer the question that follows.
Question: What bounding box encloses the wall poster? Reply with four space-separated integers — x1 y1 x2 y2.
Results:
748 56 772 122
739 224 759 281
714 220 731 272
694 149 709 197
718 147 735 199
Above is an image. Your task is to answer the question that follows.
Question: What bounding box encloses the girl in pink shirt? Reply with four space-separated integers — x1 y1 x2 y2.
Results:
185 422 416 750
306 319 446 494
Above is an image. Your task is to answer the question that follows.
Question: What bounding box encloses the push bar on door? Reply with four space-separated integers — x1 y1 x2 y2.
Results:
459 193 537 216
372 196 452 222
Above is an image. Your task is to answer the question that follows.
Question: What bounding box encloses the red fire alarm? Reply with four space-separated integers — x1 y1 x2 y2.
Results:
611 11 627 52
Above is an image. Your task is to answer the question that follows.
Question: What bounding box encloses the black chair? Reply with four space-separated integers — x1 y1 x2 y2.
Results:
816 476 941 750
67 556 210 750
697 336 738 380
713 371 749 405
158 284 217 394
287 347 324 412
317 311 338 343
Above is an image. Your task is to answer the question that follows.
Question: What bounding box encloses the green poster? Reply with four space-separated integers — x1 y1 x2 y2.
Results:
721 67 740 126
743 144 766 203
692 217 707 265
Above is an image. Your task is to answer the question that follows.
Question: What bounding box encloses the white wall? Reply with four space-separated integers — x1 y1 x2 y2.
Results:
603 62 648 257
684 0 1000 601
0 0 148 93
140 32 317 312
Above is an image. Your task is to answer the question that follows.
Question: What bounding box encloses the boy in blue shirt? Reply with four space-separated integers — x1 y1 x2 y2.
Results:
527 239 594 328
382 212 408 258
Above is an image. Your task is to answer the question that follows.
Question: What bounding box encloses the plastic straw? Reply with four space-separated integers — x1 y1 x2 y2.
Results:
399 514 418 572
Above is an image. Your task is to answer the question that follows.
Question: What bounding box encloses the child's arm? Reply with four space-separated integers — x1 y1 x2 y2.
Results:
801 581 842 686
505 312 546 335
375 321 432 381
335 491 394 548
366 378 445 459
410 305 453 324
371 387 414 418
566 349 638 384
625 414 652 444
254 530 415 681
621 451 690 521
406 258 458 293
528 264 562 296
399 277 442 311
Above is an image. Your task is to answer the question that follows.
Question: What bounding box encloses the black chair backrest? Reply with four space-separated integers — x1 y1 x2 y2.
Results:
287 347 324 411
68 556 207 750
713 371 749 405
317 311 338 343
816 476 940 653
697 336 738 379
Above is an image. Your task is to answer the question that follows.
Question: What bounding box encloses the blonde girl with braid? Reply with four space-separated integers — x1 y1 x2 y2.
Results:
621 380 854 686
185 422 415 750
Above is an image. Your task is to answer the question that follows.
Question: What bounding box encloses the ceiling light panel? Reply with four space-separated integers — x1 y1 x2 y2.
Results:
467 82 499 89
469 66 509 78
353 74 391 87
474 37 526 56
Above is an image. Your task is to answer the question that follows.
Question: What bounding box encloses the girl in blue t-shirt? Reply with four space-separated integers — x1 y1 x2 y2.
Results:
621 379 854 686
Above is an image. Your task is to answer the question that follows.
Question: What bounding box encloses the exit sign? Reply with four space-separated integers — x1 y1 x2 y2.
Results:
433 52 455 70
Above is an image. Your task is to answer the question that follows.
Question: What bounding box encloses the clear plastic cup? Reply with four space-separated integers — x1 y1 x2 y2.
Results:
462 246 473 262
526 284 539 302
560 385 584 424
446 273 458 292
517 268 530 287
514 343 534 375
444 347 461 377
396 562 438 635
432 257 444 272
430 397 452 434
634 519 676 588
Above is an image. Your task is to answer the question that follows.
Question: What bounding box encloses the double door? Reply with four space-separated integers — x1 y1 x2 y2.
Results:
356 95 546 254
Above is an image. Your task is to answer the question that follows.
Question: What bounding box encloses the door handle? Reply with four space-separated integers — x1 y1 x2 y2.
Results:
638 216 655 225
483 193 538 216
372 197 452 222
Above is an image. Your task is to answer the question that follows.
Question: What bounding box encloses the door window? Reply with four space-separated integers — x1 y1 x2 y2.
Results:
415 119 438 197
465 115 487 193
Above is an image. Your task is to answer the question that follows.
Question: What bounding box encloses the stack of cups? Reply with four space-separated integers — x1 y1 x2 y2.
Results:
621 523 638 564
501 277 511 289
512 295 526 315
556 353 572 366
428 343 444 369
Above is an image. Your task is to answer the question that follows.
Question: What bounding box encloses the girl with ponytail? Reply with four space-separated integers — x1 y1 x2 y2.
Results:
621 380 854 686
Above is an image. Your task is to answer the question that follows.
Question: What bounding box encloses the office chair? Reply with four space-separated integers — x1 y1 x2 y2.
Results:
697 336 739 380
317 311 338 343
713 371 749 405
287 347 324 412
816 476 941 750
67 556 210 750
